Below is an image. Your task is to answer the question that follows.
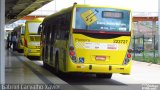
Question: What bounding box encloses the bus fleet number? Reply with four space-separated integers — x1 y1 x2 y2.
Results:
113 40 128 44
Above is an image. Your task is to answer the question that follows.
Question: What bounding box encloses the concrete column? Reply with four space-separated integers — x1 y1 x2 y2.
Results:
158 0 160 56
0 0 5 86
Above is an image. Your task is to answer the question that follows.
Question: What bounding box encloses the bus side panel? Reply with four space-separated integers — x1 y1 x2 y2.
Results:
54 40 67 72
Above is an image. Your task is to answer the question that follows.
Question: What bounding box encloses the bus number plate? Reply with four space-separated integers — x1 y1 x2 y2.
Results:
113 40 128 44
95 56 106 60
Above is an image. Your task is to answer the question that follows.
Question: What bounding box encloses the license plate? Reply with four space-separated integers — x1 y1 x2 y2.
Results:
95 56 106 60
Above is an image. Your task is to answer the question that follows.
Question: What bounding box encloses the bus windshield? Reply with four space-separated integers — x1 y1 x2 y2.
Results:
28 22 41 33
74 7 130 32
21 26 25 35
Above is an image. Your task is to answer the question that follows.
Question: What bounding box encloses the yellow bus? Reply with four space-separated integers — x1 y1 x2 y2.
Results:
40 4 132 78
12 25 25 52
24 18 43 57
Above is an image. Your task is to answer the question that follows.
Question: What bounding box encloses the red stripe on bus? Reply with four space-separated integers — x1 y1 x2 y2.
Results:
73 29 131 35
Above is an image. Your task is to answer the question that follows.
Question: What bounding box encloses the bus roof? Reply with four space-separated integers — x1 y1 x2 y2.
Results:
43 6 73 23
75 4 131 11
26 18 44 23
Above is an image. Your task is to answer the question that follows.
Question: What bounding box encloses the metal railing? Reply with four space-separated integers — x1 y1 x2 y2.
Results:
132 35 160 64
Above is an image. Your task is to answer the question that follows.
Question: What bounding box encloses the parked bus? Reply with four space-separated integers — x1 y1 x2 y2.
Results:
12 25 25 52
40 4 132 78
24 18 43 57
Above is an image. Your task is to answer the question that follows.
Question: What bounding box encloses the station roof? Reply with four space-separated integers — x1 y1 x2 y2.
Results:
5 0 158 24
5 0 52 24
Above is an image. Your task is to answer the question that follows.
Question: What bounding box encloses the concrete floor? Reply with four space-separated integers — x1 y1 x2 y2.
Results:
112 60 160 84
5 50 75 90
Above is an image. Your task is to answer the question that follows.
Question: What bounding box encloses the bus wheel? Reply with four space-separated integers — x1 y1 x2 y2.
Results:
42 48 45 61
55 53 59 75
43 62 47 68
27 56 30 59
96 73 112 79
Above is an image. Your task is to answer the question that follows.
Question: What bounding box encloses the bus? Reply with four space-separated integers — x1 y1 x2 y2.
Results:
12 25 25 52
40 4 132 78
24 18 43 58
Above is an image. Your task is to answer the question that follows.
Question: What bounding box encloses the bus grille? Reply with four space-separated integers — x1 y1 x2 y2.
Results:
35 37 40 41
30 36 40 41
30 36 35 41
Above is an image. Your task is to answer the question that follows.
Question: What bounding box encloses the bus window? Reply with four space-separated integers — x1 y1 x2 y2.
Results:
28 22 41 33
58 13 71 40
51 25 56 45
43 24 50 61
21 26 25 35
74 8 130 32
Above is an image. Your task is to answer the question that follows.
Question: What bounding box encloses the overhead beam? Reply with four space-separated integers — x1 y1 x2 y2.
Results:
133 17 158 22
21 16 46 20
6 0 52 24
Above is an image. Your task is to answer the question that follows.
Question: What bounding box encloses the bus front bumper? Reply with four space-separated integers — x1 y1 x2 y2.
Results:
27 53 40 57
19 45 24 50
27 48 40 57
66 61 132 74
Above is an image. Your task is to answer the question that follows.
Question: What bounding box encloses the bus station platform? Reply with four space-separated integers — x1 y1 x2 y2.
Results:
5 50 75 90
4 49 160 90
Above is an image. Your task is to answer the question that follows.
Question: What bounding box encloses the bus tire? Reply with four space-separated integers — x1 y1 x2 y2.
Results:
42 48 45 61
19 49 23 53
43 62 47 68
96 73 112 79
55 52 60 75
26 56 29 59
43 61 47 67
